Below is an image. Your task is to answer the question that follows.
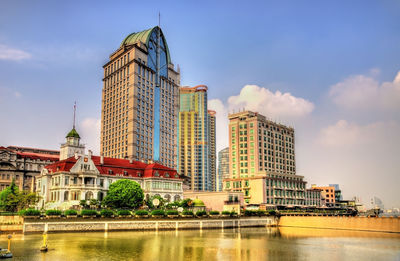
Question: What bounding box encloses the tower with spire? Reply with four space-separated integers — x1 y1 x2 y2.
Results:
60 102 85 160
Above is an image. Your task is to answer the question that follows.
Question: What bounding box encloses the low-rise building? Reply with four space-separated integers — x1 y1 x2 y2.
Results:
305 188 322 207
183 191 244 214
311 185 336 207
36 152 183 210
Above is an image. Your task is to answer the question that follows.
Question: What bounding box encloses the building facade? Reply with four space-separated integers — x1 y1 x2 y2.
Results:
36 152 183 210
305 188 322 207
100 26 180 169
223 111 306 206
177 86 216 191
217 147 229 192
311 185 336 206
0 146 59 191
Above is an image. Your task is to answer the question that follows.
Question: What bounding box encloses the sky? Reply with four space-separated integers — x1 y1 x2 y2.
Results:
0 0 399 208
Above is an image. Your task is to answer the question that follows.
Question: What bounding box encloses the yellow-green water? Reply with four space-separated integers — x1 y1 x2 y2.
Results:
1 227 399 261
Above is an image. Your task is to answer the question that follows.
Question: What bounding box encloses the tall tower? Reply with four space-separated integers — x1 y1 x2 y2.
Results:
208 110 216 191
100 26 180 169
178 85 216 191
217 147 229 192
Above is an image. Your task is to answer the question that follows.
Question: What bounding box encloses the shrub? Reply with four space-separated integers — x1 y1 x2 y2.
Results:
268 210 276 216
100 209 115 217
257 210 266 216
80 209 97 216
64 209 78 216
196 210 207 217
45 209 62 216
244 210 256 216
117 209 131 216
221 211 231 215
182 210 194 216
151 209 165 216
135 210 149 216
166 210 178 215
19 208 40 216
209 210 220 215
230 211 237 216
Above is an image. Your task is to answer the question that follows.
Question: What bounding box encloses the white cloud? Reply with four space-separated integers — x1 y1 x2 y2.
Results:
227 85 314 120
0 44 31 61
79 117 101 154
317 120 400 147
329 71 400 111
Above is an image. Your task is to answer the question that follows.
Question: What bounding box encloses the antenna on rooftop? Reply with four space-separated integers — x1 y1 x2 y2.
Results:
73 101 76 129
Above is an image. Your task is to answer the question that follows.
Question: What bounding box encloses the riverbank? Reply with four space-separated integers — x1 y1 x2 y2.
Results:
279 216 400 233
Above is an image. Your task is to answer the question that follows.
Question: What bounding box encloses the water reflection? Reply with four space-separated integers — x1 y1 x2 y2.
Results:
0 228 399 261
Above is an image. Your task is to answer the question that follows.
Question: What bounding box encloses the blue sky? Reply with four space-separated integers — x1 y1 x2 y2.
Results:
1 0 399 208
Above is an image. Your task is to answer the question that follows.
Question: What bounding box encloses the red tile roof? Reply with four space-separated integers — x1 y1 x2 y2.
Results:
0 146 59 161
45 155 180 180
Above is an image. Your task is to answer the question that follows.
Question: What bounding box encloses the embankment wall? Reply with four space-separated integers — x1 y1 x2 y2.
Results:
279 216 400 233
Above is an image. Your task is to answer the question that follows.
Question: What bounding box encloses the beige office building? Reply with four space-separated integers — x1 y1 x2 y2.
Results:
223 111 306 206
100 26 180 169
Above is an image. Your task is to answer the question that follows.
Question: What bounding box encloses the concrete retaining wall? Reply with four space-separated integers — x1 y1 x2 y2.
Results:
23 217 277 234
279 216 400 233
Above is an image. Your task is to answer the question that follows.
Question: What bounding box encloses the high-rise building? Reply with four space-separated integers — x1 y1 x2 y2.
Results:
217 147 229 192
100 26 180 169
208 110 216 191
177 85 216 191
223 111 306 206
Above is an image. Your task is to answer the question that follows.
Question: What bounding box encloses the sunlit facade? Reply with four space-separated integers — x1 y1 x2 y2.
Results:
100 26 180 169
178 86 216 191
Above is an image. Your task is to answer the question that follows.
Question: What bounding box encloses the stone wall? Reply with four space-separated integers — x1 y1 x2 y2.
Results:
23 217 278 234
279 216 400 233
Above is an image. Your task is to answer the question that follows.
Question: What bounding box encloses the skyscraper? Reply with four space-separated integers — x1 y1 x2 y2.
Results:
217 147 229 192
178 85 216 191
100 26 180 169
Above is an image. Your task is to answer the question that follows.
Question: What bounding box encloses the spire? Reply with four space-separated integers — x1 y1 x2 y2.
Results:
73 101 76 129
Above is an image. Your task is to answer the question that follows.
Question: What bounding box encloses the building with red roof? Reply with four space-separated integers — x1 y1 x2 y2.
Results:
36 151 183 210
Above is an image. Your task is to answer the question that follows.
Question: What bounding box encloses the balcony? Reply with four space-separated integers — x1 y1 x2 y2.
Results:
224 200 240 205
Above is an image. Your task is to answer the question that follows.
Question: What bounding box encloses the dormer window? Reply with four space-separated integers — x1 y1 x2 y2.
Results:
108 169 113 174
123 171 128 176
154 171 159 177
174 174 179 178
165 172 169 178
137 172 142 177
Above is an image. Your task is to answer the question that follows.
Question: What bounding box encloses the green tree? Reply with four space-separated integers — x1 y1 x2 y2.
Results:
103 180 144 209
0 180 20 212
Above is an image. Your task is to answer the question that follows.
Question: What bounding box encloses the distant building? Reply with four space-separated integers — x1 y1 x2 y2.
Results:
305 188 322 207
371 196 384 210
100 26 180 169
177 86 216 191
0 146 59 191
223 111 306 206
311 185 336 206
217 147 229 192
329 184 342 202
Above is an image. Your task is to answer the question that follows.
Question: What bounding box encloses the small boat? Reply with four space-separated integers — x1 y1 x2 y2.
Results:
0 248 12 259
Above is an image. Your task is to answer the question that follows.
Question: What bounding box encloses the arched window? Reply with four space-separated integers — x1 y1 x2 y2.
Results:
174 195 180 202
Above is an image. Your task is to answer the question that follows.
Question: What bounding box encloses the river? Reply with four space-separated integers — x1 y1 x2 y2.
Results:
1 227 399 260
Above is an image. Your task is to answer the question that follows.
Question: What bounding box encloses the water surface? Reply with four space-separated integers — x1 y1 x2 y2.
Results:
1 228 399 261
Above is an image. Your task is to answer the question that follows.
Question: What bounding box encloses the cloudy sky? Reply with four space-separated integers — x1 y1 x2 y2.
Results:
0 0 399 208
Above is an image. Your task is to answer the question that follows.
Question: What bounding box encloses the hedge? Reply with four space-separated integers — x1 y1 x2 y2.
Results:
117 209 131 216
221 211 231 215
196 210 207 217
80 209 98 216
166 210 178 215
100 209 115 217
64 209 78 216
151 209 165 216
45 209 62 216
135 210 149 216
209 210 220 215
182 210 194 216
19 209 40 216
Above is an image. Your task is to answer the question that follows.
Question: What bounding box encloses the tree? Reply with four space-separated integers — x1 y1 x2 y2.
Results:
103 180 144 209
0 180 20 212
0 180 39 212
